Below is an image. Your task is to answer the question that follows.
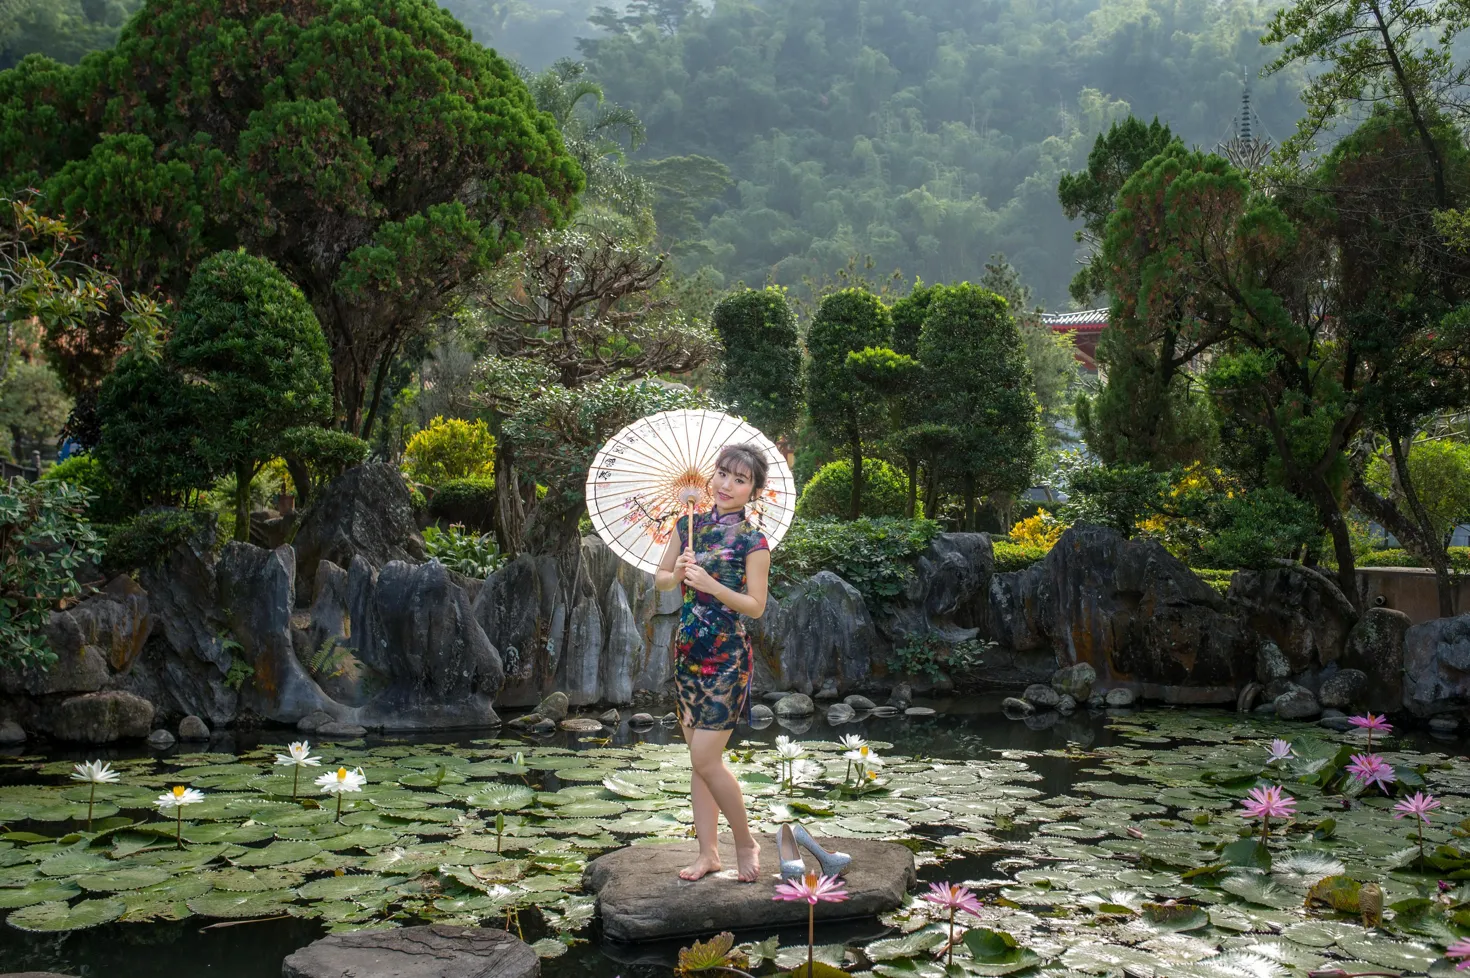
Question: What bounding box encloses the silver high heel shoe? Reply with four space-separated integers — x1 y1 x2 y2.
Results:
777 823 806 880
790 821 851 877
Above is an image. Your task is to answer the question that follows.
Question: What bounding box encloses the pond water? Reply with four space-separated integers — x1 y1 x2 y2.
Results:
0 697 1465 978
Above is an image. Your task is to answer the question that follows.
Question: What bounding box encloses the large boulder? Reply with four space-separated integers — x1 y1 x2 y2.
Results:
52 690 153 743
1403 613 1470 717
472 554 561 707
885 533 994 643
2 577 153 698
1341 607 1410 714
1318 668 1368 710
290 463 425 604
771 571 879 696
282 926 538 978
342 558 503 731
988 525 1248 697
1229 564 1356 674
216 542 336 723
1052 662 1096 700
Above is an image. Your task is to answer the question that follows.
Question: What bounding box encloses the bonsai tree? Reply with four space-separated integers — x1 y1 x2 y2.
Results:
167 250 333 540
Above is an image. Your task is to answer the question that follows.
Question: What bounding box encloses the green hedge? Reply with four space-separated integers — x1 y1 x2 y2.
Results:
992 540 1050 572
1357 547 1470 572
103 509 215 573
772 517 940 613
1193 568 1236 596
428 476 496 533
796 458 915 519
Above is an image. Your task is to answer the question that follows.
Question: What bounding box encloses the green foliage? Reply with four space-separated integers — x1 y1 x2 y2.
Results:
711 287 801 440
1061 463 1167 538
1 0 582 434
991 540 1051 573
428 476 497 534
222 641 252 691
39 452 127 523
1365 440 1470 548
917 283 1040 520
578 1 1307 303
979 254 1079 440
0 360 70 460
0 478 100 669
278 426 369 506
771 516 940 614
94 352 215 508
797 459 915 521
166 250 333 541
1195 486 1320 570
804 288 893 519
403 416 496 488
307 637 353 680
1358 548 1470 572
101 508 212 573
1057 116 1177 305
1192 569 1236 596
887 633 993 684
422 523 507 580
0 0 143 71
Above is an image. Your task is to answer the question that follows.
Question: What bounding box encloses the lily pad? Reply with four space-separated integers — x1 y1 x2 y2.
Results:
0 879 82 909
231 841 322 867
7 896 126 931
186 888 296 918
75 867 173 892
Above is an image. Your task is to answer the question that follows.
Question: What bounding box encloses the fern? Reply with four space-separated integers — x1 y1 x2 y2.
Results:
307 637 352 679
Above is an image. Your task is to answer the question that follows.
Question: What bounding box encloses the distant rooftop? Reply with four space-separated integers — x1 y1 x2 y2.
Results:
1041 308 1109 329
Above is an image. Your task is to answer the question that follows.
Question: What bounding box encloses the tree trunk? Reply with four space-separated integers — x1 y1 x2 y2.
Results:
1369 1 1449 209
848 431 862 521
1318 490 1361 612
494 448 527 557
962 473 976 532
1388 433 1455 616
923 461 939 522
234 460 254 543
358 339 400 445
284 455 313 510
905 455 918 519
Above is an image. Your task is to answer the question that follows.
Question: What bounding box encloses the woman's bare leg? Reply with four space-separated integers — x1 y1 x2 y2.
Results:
679 727 724 880
686 726 760 881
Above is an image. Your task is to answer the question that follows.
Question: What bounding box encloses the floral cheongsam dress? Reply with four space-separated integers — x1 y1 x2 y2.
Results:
674 505 769 730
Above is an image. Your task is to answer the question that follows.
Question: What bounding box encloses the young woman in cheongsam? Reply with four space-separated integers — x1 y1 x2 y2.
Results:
653 443 771 883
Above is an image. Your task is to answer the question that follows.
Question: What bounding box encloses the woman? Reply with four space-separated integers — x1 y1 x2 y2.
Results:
654 442 771 882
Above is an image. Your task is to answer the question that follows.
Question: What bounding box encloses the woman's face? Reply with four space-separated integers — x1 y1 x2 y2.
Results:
711 461 756 510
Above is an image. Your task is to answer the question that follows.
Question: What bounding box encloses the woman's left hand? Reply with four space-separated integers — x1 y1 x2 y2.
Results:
682 562 718 594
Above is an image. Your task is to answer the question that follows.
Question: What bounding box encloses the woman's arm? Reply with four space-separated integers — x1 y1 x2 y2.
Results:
653 533 692 591
683 547 770 618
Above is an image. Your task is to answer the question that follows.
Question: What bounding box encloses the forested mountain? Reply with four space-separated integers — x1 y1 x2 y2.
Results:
456 0 1309 306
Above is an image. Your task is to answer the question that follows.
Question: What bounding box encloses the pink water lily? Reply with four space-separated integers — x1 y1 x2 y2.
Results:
1348 712 1392 749
1395 791 1442 864
1266 739 1293 764
1241 784 1296 841
773 872 848 976
1346 752 1396 794
1447 936 1470 970
924 882 984 966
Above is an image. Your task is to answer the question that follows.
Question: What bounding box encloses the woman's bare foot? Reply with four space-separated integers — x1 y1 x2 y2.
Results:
679 852 722 880
735 840 761 882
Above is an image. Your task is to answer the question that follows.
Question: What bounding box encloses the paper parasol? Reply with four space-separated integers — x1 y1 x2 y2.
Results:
584 409 796 574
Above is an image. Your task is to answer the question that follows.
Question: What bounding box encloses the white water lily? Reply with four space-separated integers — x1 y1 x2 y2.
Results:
837 734 867 751
274 741 322 801
843 744 884 782
70 760 121 785
316 766 368 821
71 760 120 829
156 785 205 849
774 735 806 759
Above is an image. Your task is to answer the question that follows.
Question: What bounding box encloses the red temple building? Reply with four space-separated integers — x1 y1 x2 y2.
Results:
1040 308 1108 372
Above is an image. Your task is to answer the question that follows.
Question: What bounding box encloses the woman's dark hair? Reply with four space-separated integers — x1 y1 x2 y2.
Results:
714 442 769 494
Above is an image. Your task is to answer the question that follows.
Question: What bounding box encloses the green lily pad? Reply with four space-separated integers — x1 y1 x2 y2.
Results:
297 874 393 901
465 784 535 811
75 867 173 892
181 822 276 845
231 841 322 867
7 896 126 931
187 888 296 918
0 879 82 909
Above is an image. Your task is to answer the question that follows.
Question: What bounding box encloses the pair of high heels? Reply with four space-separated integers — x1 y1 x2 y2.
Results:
776 821 851 880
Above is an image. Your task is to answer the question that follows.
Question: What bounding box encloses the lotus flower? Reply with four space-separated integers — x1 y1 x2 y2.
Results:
774 736 805 793
837 734 867 751
316 766 368 821
1348 712 1392 749
1447 937 1470 971
1346 752 1396 794
155 785 205 849
1265 739 1293 764
70 761 120 829
773 871 848 976
273 741 321 801
1395 791 1442 863
843 743 883 784
1241 785 1295 841
924 881 984 965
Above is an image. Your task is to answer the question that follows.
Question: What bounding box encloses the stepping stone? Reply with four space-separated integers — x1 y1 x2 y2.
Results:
583 833 917 942
281 925 538 978
3 972 80 978
904 707 936 717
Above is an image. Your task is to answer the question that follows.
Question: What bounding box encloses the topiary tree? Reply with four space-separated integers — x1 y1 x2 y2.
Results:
0 0 582 436
796 458 916 520
166 250 333 541
917 283 1040 529
402 415 496 487
712 286 802 441
804 288 893 520
278 426 369 509
95 350 216 509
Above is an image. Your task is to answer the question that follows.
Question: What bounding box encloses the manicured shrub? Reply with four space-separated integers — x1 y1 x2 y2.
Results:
428 475 497 533
403 416 496 487
991 540 1050 572
1357 547 1470 572
1010 511 1065 549
279 426 370 507
796 458 914 520
102 508 214 573
40 452 131 523
772 516 940 614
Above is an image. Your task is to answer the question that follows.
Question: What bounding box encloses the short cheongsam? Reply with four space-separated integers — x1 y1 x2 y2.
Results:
674 505 769 731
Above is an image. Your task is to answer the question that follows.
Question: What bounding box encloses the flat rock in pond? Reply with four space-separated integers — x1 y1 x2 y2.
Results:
584 834 917 942
2 972 79 978
280 924 538 978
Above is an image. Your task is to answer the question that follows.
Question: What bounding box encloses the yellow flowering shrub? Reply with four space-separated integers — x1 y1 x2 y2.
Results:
1010 511 1066 549
403 416 496 487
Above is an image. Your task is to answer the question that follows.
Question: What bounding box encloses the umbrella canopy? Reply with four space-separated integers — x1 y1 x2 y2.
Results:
584 409 796 574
